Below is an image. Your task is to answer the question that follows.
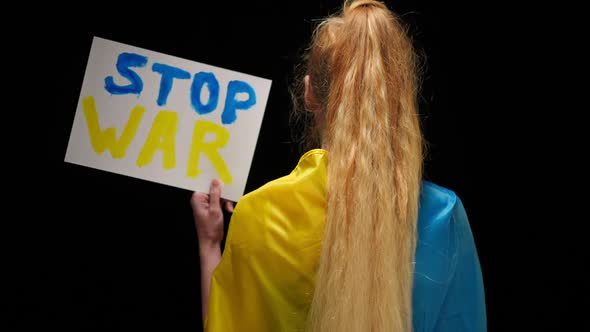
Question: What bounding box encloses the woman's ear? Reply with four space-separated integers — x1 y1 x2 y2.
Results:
304 74 317 112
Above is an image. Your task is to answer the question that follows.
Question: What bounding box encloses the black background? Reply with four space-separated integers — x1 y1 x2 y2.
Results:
13 1 586 331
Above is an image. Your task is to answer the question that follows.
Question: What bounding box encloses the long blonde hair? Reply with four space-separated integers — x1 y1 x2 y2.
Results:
292 1 424 331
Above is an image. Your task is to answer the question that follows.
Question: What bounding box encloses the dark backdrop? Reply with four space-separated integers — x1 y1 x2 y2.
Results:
14 1 585 331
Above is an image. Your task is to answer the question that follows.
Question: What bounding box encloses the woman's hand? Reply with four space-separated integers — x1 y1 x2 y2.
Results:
191 179 235 250
191 179 235 320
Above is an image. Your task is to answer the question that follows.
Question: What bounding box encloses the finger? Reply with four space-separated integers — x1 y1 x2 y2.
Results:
190 192 209 209
209 179 222 212
224 200 235 213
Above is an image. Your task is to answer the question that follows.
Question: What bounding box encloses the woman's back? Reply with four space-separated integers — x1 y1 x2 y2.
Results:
205 149 486 331
194 1 486 331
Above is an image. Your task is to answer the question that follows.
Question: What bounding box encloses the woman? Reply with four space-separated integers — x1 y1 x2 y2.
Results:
192 1 486 331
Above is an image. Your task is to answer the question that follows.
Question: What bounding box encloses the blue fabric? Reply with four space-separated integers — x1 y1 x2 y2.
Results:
413 181 487 331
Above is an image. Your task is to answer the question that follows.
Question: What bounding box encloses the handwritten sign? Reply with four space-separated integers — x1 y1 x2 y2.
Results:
65 37 272 201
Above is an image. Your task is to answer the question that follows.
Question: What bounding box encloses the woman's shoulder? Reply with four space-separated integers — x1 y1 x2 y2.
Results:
225 150 328 248
416 180 469 262
415 180 473 275
237 149 328 208
418 181 462 230
414 182 485 327
420 181 458 212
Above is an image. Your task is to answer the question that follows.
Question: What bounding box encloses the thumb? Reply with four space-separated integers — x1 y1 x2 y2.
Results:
209 179 222 212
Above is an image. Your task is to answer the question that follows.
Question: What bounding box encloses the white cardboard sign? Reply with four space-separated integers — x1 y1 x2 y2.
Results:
65 37 272 201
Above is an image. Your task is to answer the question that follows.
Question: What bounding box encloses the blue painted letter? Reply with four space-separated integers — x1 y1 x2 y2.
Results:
152 63 191 106
104 52 148 95
191 72 219 115
222 80 256 124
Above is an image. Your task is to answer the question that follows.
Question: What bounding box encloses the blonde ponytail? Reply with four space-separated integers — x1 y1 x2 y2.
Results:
297 1 424 331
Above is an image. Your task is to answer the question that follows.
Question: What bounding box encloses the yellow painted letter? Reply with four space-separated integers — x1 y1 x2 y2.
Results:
187 120 232 184
137 111 178 169
83 96 145 158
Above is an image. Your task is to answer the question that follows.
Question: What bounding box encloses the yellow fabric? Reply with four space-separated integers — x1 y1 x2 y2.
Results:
205 149 328 332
